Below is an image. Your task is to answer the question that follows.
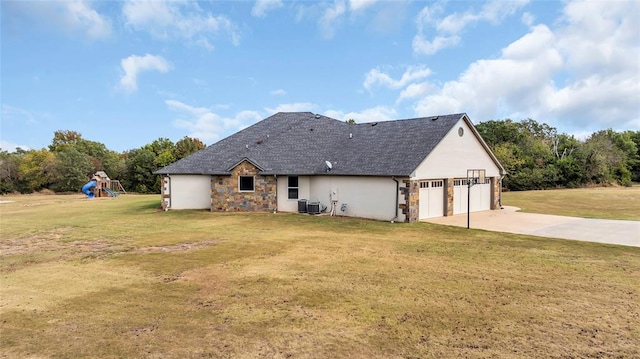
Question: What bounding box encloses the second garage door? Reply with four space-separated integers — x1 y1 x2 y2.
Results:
453 178 491 215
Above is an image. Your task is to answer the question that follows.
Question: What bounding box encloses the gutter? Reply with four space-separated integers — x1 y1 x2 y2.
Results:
391 177 399 223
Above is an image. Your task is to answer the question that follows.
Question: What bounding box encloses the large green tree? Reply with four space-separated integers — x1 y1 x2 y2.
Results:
582 130 635 186
627 131 640 182
123 148 157 193
175 136 206 159
51 147 93 192
476 119 561 190
475 119 640 190
17 149 58 193
49 130 123 179
0 150 23 194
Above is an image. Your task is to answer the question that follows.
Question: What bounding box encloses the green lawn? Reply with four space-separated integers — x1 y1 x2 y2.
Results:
502 186 640 220
1 193 639 358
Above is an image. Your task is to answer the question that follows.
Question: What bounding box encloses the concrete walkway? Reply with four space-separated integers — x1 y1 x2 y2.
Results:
425 206 640 247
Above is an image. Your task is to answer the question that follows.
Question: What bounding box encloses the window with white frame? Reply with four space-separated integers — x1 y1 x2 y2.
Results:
239 176 254 192
288 176 299 199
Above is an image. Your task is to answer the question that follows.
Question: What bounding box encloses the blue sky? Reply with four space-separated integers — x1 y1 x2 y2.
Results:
1 0 639 152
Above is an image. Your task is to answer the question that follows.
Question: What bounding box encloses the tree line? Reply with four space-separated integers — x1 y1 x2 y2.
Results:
475 119 639 190
0 130 205 195
1 120 638 195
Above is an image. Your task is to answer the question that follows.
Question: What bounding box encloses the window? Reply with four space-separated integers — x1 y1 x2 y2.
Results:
419 181 429 188
239 176 254 192
288 176 299 199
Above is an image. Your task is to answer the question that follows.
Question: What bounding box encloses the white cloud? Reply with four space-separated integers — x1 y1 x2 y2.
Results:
265 103 317 114
521 12 535 26
64 0 112 39
556 0 639 78
545 74 640 130
0 140 29 153
411 0 640 133
412 35 460 56
324 106 397 123
122 0 240 48
364 65 432 91
415 24 563 119
318 0 347 39
252 0 283 17
296 0 398 39
546 0 640 130
397 82 431 103
436 0 529 33
5 0 111 40
166 100 262 142
413 0 529 55
270 89 287 96
119 54 171 93
1 104 39 125
349 0 377 12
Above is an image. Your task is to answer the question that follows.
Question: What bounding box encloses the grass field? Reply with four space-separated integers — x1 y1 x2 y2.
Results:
502 186 640 220
1 192 639 358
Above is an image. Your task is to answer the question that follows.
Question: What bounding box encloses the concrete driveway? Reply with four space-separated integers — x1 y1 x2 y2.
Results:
425 206 640 247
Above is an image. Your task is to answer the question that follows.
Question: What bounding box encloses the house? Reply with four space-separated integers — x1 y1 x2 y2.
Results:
155 112 505 222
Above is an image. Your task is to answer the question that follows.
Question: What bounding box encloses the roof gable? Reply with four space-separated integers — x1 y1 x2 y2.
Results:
411 115 505 178
226 157 265 172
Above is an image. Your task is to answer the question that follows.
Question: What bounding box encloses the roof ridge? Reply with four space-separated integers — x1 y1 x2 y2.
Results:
350 113 465 127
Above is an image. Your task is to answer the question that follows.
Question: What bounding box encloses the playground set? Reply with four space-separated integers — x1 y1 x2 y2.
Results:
81 171 126 199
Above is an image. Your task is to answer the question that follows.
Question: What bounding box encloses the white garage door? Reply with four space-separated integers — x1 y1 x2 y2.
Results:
453 178 491 215
453 179 468 215
419 180 444 219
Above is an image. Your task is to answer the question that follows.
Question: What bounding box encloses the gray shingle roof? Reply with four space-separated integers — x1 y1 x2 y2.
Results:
155 112 468 176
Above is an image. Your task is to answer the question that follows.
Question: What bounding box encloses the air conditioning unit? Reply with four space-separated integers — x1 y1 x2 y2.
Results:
298 199 308 213
307 201 321 215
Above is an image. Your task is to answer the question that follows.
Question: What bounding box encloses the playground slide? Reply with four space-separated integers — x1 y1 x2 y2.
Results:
82 180 96 198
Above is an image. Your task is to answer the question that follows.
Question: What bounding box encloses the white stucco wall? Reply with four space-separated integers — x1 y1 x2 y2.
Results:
277 176 310 212
167 175 211 210
412 118 500 180
306 176 403 221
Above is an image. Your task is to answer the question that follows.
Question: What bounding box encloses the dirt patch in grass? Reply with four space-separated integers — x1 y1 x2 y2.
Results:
0 228 122 256
1 227 220 272
134 240 220 254
0 260 149 315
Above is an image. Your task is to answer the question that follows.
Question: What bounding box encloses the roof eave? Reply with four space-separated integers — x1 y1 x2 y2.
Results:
461 114 507 175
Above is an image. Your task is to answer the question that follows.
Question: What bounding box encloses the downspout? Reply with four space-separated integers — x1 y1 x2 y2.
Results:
164 175 171 211
499 173 506 209
391 177 399 223
273 174 278 213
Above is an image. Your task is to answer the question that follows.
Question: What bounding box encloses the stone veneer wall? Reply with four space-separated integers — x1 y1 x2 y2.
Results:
445 178 454 216
401 179 420 223
211 161 276 212
161 176 170 211
491 177 500 210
